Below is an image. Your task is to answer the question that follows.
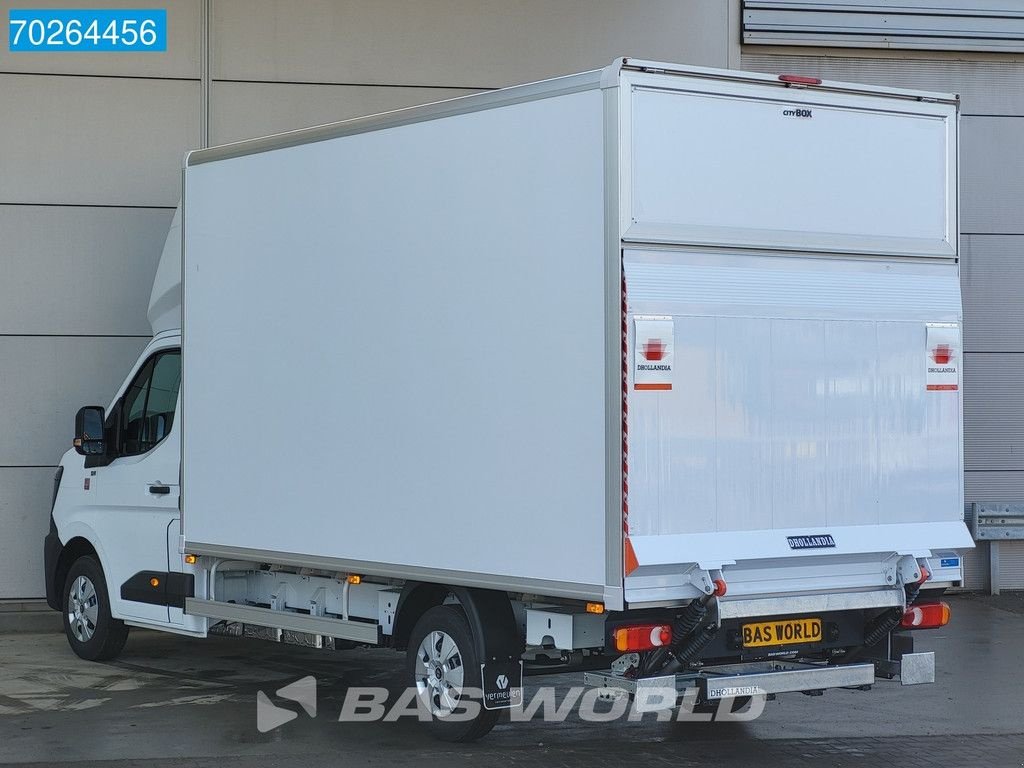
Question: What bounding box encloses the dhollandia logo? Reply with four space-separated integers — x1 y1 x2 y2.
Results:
634 316 673 391
931 344 953 365
643 339 665 361
638 338 671 374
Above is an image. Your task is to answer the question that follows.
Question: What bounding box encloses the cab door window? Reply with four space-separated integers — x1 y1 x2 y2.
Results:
120 350 181 456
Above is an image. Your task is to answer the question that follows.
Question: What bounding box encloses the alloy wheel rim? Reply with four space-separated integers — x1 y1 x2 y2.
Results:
67 575 99 642
415 629 465 717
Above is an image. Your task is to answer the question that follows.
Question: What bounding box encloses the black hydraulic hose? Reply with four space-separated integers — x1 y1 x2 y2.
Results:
641 595 711 676
840 606 904 663
863 607 903 648
841 568 925 663
661 622 720 675
674 598 710 639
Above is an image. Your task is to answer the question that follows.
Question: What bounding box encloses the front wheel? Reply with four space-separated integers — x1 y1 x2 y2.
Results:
62 555 129 661
406 605 500 742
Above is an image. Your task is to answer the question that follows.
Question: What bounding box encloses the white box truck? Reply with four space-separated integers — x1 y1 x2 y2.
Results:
43 59 973 741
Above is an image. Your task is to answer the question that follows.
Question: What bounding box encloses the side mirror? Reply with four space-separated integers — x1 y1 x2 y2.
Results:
74 406 106 456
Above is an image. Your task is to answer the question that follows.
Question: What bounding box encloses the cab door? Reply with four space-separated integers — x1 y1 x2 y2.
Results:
89 347 181 624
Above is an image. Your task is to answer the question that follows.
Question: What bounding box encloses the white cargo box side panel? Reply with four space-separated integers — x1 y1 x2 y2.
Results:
182 89 610 598
621 72 957 258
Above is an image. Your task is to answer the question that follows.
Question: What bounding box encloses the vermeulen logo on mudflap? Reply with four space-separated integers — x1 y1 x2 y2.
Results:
483 671 523 710
787 534 836 550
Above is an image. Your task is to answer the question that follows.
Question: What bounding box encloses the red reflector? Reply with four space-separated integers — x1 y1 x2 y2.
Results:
917 564 931 585
613 624 673 652
779 74 822 85
900 601 951 630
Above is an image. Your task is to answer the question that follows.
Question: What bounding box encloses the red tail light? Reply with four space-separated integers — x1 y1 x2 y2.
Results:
779 74 822 85
613 624 672 652
900 601 951 630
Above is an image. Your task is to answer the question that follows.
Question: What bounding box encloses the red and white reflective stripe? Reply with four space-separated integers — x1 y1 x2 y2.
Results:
621 268 629 537
621 267 641 576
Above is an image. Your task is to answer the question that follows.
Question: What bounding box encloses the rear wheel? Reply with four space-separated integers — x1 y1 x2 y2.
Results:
406 605 500 742
62 555 129 661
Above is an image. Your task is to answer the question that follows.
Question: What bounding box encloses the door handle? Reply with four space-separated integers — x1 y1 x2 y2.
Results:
149 484 171 495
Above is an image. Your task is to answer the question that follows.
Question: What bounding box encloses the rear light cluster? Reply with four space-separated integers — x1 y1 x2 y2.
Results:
613 624 672 652
900 601 951 630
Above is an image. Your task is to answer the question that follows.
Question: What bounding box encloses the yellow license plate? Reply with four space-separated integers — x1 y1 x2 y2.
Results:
741 618 822 648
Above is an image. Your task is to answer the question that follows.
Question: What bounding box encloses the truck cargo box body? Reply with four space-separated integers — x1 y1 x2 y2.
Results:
181 60 971 612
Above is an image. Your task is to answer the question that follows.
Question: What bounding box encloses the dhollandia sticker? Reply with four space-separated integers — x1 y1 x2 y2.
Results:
634 315 673 391
926 323 960 392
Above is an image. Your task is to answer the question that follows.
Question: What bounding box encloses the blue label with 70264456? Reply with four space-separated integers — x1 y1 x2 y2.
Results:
9 9 166 52
940 557 960 568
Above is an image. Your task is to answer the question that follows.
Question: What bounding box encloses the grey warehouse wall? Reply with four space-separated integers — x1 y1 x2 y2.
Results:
0 0 201 599
0 0 736 598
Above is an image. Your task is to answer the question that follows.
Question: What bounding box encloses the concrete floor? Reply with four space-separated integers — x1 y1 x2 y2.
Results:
1 594 1022 766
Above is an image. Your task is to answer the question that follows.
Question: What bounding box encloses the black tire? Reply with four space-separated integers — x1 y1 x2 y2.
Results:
406 605 500 742
62 555 129 662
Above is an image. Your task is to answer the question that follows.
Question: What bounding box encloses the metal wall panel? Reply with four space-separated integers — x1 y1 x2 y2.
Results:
0 0 200 78
966 471 1024 500
0 468 57 599
743 1 1024 52
210 81 480 145
0 337 148 466
212 0 729 87
963 353 1024 471
741 53 1024 116
993 541 1024 589
962 236 1024 352
958 505 1024 591
961 117 1024 234
961 539 989 590
0 206 172 336
0 74 199 206
959 534 1024 591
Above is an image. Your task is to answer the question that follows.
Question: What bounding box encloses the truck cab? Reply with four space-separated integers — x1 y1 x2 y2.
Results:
44 209 188 657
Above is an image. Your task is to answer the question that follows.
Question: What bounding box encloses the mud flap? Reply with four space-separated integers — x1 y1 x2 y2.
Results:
481 660 524 710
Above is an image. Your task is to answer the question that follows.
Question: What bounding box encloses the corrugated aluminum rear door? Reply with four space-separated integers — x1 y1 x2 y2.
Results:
622 249 972 603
